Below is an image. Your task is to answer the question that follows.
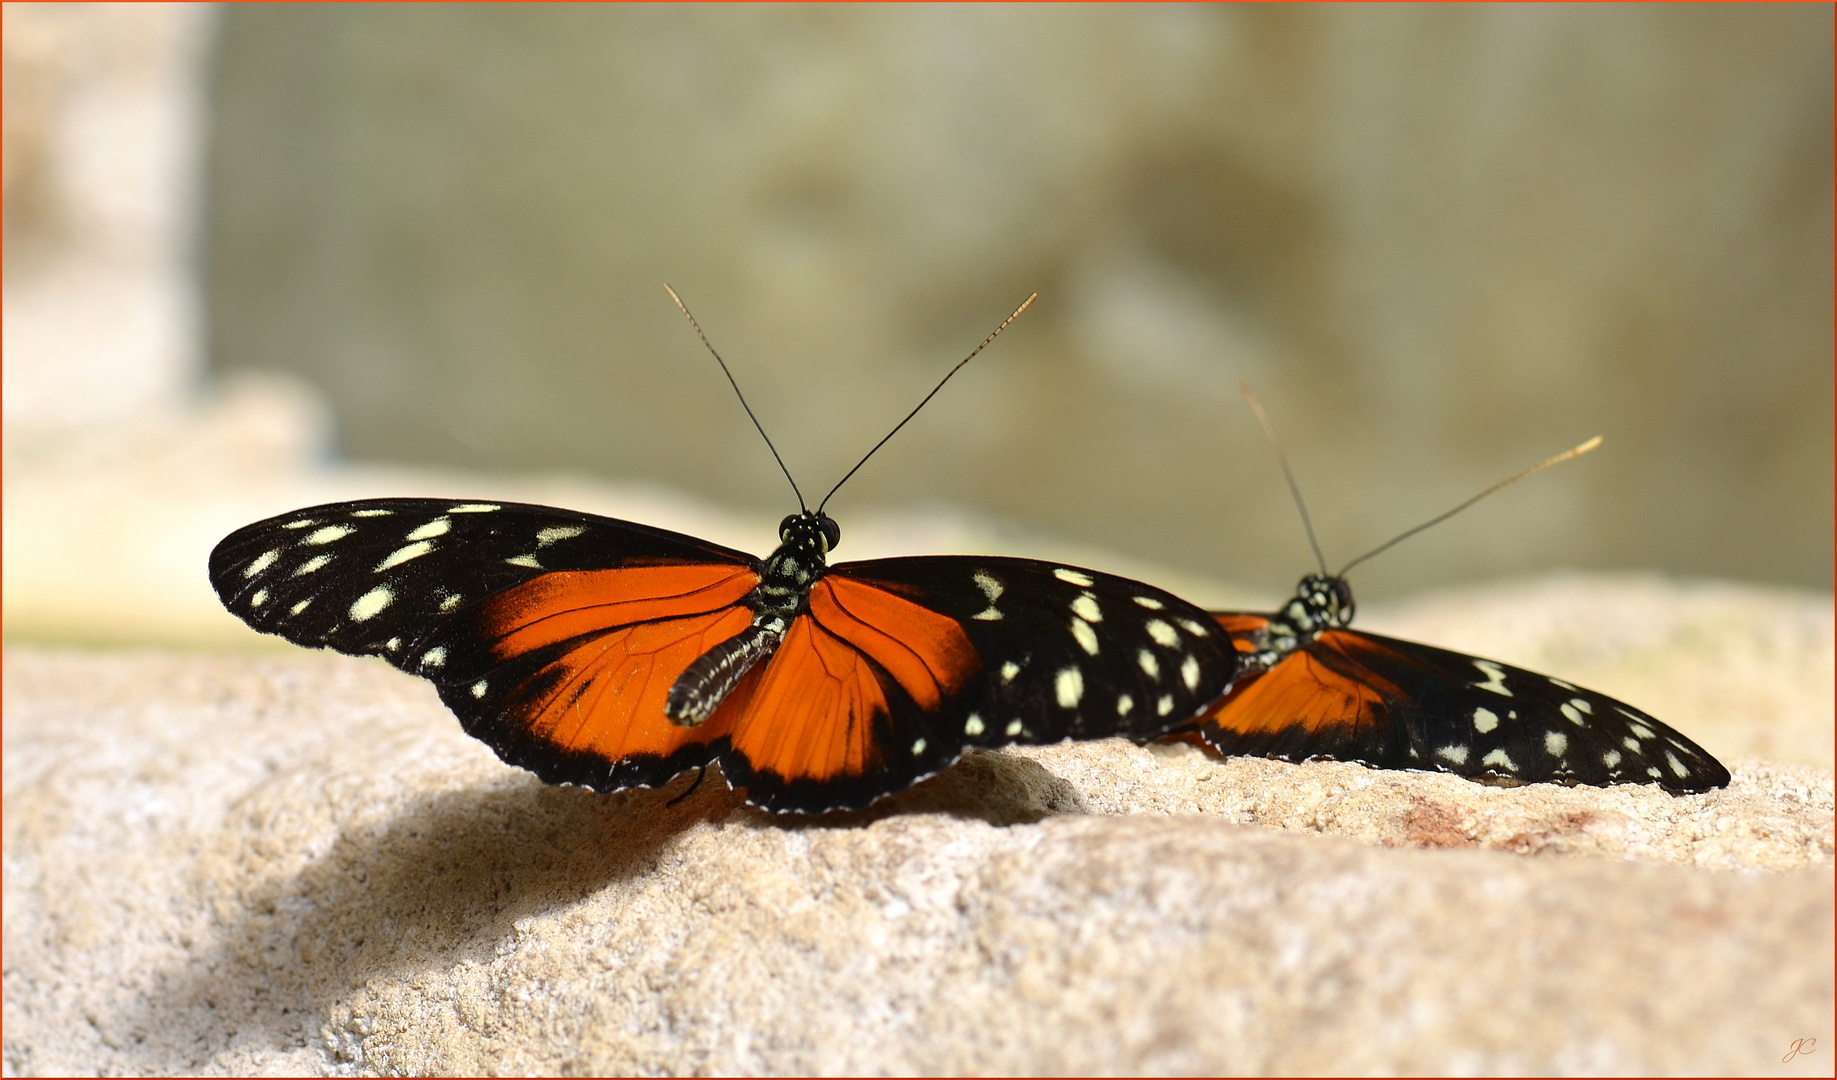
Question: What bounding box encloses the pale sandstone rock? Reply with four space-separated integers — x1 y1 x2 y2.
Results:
4 621 1832 1076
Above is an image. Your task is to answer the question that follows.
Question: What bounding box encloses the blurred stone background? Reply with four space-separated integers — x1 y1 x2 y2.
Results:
2 3 1831 627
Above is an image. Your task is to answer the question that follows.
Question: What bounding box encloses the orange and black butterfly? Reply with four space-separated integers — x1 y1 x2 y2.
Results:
1191 391 1729 795
208 293 1241 814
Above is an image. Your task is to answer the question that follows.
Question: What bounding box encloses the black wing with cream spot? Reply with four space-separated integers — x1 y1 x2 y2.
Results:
1202 622 1730 794
207 498 759 671
831 555 1240 766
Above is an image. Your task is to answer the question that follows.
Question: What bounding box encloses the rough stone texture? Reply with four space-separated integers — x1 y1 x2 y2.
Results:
4 633 1832 1076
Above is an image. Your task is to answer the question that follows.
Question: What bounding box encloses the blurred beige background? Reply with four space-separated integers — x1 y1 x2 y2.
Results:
201 4 1832 598
3 3 1831 649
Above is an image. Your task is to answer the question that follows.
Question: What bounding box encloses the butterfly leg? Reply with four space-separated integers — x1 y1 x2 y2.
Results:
666 765 709 807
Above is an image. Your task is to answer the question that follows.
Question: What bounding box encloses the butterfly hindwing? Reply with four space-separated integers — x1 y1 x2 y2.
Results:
207 498 760 670
1201 615 1730 794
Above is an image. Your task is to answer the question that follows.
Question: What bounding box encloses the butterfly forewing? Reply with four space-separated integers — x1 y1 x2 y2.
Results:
1201 614 1729 794
207 498 760 671
832 556 1239 744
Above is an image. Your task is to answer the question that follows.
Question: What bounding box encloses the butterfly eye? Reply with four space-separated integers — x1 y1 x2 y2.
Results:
779 515 798 541
1332 578 1355 625
819 516 841 551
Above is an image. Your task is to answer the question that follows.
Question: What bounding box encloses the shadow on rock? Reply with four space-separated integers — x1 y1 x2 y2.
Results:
762 748 1092 831
128 773 740 1072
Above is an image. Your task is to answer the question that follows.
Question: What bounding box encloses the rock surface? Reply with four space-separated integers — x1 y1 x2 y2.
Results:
5 606 1832 1076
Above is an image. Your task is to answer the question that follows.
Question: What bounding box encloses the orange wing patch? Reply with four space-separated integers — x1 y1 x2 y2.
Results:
1211 613 1271 657
502 605 756 760
481 564 759 658
807 576 979 709
1206 629 1406 738
724 615 889 783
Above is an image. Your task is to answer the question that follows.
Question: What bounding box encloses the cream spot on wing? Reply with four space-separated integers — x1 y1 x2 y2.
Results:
1156 695 1174 716
282 519 317 530
1055 667 1084 708
1145 620 1179 648
421 646 447 668
973 570 1003 601
1567 698 1593 715
1560 702 1586 725
1544 731 1568 757
290 599 312 616
408 518 452 541
1005 719 1024 737
1071 594 1102 623
349 586 393 622
537 525 585 546
1132 595 1165 610
1472 707 1499 734
1622 737 1642 753
449 503 501 513
1471 660 1512 696
506 554 542 568
293 554 332 576
1117 694 1133 716
1628 722 1656 741
1602 749 1622 768
439 594 463 612
1176 619 1210 638
1000 661 1020 684
911 738 927 755
1180 655 1200 692
1666 752 1689 778
1548 676 1577 690
249 588 268 607
971 606 1003 622
964 714 985 737
243 549 280 578
384 637 400 651
1481 749 1517 771
1053 568 1095 587
350 508 393 517
305 525 354 545
1646 766 1662 778
1436 745 1469 765
471 680 489 699
376 541 434 571
1138 649 1160 679
1070 618 1100 655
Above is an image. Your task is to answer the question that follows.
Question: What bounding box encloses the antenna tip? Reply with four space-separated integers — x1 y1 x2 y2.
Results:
1576 435 1604 455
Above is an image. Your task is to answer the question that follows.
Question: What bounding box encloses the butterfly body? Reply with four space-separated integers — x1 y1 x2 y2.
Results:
210 498 1240 814
1199 573 1730 794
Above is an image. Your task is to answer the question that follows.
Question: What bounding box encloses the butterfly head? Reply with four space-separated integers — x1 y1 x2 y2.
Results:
1289 573 1356 633
779 511 841 556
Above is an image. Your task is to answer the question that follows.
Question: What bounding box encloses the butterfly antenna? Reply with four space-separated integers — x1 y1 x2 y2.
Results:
1240 381 1329 576
1336 435 1604 577
665 284 807 512
816 292 1037 513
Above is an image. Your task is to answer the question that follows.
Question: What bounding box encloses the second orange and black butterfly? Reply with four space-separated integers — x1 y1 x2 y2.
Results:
208 293 1241 814
1189 392 1729 795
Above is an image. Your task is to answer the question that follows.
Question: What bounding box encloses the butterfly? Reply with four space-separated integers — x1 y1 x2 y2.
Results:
207 293 1242 814
1187 390 1730 795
